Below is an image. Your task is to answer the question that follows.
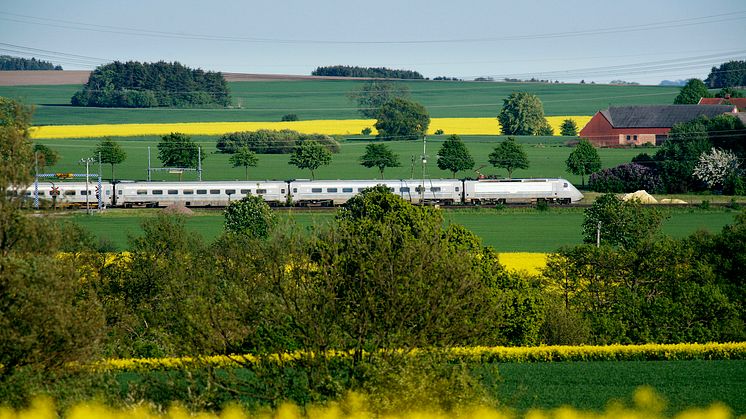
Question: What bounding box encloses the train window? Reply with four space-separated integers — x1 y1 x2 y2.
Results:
455 186 460 192
342 188 353 193
430 187 441 192
389 188 395 192
118 190 122 195
152 190 163 195
105 191 110 195
281 189 286 194
293 188 297 193
240 189 250 194
183 189 194 195
311 188 322 193
225 189 236 195
136 190 147 195
415 186 424 193
357 188 366 192
65 190 76 196
168 190 178 195
327 188 338 193
256 189 267 194
24 191 32 196
81 190 91 195
400 187 410 192
39 191 45 196
196 189 207 195
563 183 568 188
210 189 220 194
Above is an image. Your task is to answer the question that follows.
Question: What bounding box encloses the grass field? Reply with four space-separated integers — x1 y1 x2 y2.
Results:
61 207 738 252
0 80 679 125
32 135 643 185
497 360 746 414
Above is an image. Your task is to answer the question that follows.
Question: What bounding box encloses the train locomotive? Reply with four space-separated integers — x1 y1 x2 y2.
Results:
24 178 584 208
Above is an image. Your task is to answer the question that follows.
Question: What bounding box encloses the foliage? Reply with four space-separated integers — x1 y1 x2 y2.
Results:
692 148 741 190
374 98 430 141
0 55 62 70
560 118 579 136
361 127 372 135
488 136 529 178
705 60 746 88
565 138 601 187
437 134 475 177
497 92 549 135
673 78 711 104
653 118 712 193
704 114 746 157
537 121 554 136
715 87 745 98
359 143 401 178
348 81 410 118
589 163 663 193
92 138 126 181
312 65 424 79
157 132 204 169
32 143 58 171
216 129 339 154
229 147 259 180
288 140 332 179
0 97 34 193
581 193 666 248
71 61 230 108
223 195 276 238
281 113 299 121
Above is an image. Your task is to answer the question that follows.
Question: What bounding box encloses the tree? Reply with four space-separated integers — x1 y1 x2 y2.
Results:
654 119 712 193
32 144 58 172
359 143 401 179
565 139 601 187
497 92 549 135
692 148 741 190
223 195 276 238
582 193 665 248
560 119 579 136
437 134 474 177
673 78 711 104
705 60 746 88
488 137 529 178
349 81 410 118
0 97 34 194
374 98 430 141
229 147 258 180
288 140 332 180
157 132 204 180
93 137 126 181
715 87 744 98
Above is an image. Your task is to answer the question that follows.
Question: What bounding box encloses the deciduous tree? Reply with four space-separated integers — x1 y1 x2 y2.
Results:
673 78 711 104
32 144 58 172
229 147 258 180
374 98 430 141
93 137 126 181
359 143 401 179
288 140 332 180
0 97 34 193
582 193 666 248
566 138 601 187
488 137 529 178
224 195 276 238
497 92 549 135
437 134 474 177
157 133 204 180
349 81 410 118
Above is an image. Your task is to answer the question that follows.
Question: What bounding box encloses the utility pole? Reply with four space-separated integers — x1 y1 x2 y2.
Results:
80 157 95 215
420 136 427 204
596 221 602 247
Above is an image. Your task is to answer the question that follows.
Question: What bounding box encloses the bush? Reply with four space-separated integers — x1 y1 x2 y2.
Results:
224 195 276 238
434 129 444 135
216 129 340 154
281 114 299 121
589 163 663 193
361 127 372 136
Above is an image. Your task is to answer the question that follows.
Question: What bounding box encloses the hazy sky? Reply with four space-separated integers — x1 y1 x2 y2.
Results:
2 0 745 84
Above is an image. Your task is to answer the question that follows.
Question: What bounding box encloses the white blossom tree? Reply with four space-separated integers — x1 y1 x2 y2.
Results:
692 148 740 189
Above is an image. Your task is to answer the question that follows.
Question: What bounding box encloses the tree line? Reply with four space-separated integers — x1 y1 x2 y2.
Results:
0 55 62 71
312 65 424 79
71 61 231 108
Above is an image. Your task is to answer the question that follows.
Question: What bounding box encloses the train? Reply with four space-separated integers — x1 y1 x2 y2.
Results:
21 178 584 208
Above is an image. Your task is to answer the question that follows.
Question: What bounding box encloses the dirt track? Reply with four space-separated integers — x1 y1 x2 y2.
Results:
0 70 365 86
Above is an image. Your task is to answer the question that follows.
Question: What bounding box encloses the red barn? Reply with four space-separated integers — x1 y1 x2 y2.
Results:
698 96 746 111
579 105 737 147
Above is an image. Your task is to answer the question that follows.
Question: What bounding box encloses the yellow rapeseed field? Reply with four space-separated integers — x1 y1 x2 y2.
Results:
498 253 547 275
30 116 592 139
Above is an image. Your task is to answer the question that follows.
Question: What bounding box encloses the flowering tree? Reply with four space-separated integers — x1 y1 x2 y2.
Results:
692 148 740 190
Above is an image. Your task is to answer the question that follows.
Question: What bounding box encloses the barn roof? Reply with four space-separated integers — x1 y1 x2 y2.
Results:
698 97 746 109
600 105 736 128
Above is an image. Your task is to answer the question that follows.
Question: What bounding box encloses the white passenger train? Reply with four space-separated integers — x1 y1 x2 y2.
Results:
23 178 583 208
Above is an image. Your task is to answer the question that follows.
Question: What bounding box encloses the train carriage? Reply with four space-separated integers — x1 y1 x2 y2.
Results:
463 178 583 205
289 179 462 206
116 181 288 207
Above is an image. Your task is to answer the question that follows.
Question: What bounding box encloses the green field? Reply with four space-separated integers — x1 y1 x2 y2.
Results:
33 135 643 184
0 80 679 125
62 207 737 252
497 360 746 414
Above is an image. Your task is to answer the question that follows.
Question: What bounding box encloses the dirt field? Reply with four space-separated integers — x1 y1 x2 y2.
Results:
0 70 364 86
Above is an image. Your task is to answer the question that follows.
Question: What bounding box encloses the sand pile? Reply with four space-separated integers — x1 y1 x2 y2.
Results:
622 190 658 204
660 198 688 204
162 202 194 215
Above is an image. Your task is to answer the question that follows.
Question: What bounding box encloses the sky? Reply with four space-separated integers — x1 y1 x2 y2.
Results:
1 0 745 85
